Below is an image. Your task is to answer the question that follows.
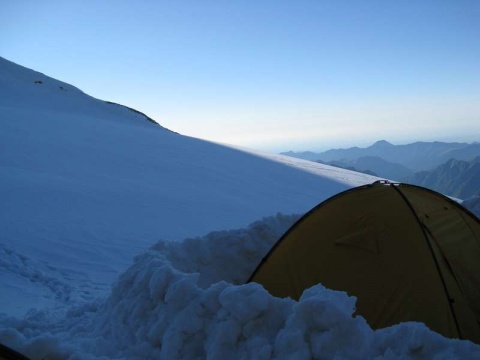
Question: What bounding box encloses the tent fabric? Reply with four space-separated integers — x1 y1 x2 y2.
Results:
249 181 480 343
0 343 30 360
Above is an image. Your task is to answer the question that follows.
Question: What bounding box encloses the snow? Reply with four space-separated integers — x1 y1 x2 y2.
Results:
2 215 480 359
0 56 377 316
1 56 479 358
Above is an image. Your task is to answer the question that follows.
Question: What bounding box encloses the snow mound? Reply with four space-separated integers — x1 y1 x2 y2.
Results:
1 214 479 360
148 213 300 287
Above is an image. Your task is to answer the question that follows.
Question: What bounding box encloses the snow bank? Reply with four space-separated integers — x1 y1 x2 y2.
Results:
1 214 480 359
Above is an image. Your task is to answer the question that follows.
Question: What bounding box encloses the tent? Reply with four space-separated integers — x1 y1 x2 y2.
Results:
249 181 480 343
0 343 30 360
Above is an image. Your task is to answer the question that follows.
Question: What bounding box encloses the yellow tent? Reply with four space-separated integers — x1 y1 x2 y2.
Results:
249 181 480 343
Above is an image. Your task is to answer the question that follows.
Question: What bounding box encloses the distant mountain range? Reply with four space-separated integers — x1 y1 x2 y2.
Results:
282 140 480 172
282 140 480 201
319 156 413 180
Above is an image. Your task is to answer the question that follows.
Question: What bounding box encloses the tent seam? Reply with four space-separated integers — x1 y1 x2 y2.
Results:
394 184 463 340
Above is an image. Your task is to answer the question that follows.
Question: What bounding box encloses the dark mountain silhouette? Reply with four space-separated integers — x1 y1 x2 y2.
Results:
404 157 480 199
322 156 412 180
317 160 378 177
281 150 322 162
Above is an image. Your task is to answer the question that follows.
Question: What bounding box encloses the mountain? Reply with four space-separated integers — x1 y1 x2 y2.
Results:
464 194 480 218
2 57 478 359
323 156 413 180
282 140 480 172
0 56 377 316
281 150 325 162
404 157 480 199
318 160 378 176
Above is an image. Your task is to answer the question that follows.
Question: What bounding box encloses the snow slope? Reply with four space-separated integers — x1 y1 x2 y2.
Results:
1 57 479 359
0 56 376 315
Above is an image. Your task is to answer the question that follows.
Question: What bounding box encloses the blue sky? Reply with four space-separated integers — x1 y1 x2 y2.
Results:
1 0 479 151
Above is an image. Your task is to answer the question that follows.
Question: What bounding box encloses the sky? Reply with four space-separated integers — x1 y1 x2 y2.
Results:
1 0 479 152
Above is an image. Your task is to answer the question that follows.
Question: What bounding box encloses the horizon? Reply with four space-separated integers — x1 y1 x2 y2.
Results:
247 134 480 153
1 1 479 152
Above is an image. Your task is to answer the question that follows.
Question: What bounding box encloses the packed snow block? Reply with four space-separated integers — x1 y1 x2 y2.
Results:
273 286 372 359
150 213 300 287
219 284 270 324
